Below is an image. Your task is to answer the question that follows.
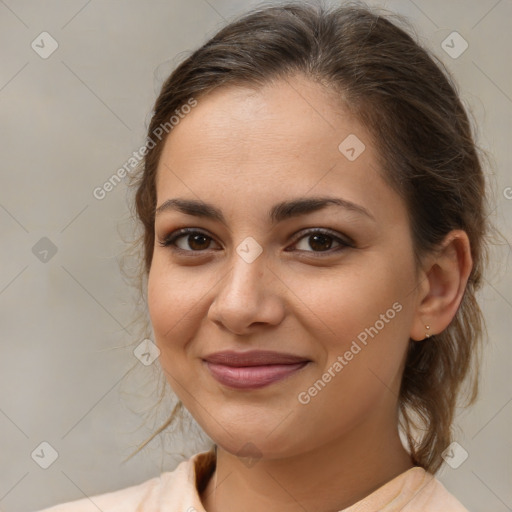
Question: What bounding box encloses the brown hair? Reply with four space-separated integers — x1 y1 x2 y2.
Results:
122 0 491 473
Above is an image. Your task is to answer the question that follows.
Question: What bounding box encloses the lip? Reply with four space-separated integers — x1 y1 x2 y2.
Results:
202 350 310 389
203 350 309 366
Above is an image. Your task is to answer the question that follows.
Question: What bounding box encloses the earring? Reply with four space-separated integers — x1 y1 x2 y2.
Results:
425 325 431 339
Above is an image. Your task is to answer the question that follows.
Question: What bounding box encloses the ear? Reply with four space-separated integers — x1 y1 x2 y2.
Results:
410 230 473 341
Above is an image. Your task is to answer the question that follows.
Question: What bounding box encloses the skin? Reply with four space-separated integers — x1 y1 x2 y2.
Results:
147 74 472 512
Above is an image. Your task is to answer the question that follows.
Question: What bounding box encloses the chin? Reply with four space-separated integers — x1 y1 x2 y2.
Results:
201 418 310 462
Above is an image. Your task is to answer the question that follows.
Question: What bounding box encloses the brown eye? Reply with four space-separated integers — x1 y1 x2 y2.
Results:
291 229 353 254
158 229 219 252
179 233 211 251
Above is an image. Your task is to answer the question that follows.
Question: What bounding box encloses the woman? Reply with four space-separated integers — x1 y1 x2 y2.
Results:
40 1 489 510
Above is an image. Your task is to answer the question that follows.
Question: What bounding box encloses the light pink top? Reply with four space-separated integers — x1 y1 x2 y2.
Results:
37 449 470 511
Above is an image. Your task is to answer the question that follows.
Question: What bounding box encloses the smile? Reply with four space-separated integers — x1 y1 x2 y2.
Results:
202 350 311 389
203 361 310 389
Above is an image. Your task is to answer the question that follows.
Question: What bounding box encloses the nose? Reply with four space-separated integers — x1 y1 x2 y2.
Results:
207 252 286 336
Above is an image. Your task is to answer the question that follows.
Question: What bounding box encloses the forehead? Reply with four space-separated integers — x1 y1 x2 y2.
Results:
154 75 402 226
162 77 354 159
160 77 368 172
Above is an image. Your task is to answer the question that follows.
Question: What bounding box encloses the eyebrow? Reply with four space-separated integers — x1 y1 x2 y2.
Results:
155 196 375 224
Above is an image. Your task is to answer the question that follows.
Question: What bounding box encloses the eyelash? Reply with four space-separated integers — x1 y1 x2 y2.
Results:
157 227 355 256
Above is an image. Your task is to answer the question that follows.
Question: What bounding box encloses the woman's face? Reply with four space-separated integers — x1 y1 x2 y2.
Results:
148 75 422 459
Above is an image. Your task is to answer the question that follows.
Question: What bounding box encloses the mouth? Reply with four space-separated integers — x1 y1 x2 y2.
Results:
202 350 311 389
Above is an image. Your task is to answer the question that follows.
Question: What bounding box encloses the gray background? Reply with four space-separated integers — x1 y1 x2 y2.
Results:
1 0 511 511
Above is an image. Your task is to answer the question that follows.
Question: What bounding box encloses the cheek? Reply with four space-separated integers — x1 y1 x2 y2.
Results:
147 260 200 348
147 257 222 366
291 269 411 429
147 263 172 338
290 262 409 347
290 254 415 403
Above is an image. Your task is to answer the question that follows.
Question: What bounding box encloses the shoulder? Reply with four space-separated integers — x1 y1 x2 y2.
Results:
400 468 471 511
342 466 471 512
35 449 215 512
35 474 164 512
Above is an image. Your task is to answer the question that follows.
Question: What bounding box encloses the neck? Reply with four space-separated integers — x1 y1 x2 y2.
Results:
200 419 414 512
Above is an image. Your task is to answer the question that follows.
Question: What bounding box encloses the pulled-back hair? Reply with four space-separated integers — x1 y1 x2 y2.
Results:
124 0 490 473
